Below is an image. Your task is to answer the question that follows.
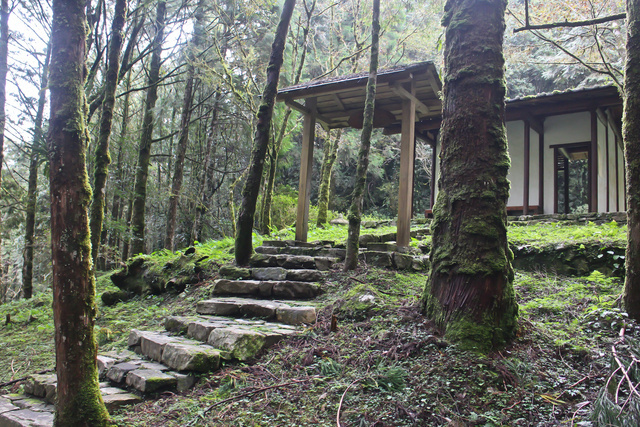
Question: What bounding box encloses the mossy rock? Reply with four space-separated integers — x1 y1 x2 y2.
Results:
334 284 386 321
107 248 213 299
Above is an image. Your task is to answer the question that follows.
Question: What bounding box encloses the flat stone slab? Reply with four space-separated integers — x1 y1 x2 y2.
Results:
22 375 56 404
251 267 287 281
107 362 140 384
161 342 221 372
129 330 181 362
285 269 323 282
211 279 321 299
196 298 315 325
102 392 143 411
126 369 177 393
0 408 54 427
207 327 266 361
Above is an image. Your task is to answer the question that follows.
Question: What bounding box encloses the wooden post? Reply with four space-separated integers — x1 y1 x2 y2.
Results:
605 121 610 212
430 137 437 209
397 80 416 247
553 148 558 213
590 110 598 212
523 120 530 215
616 135 620 212
564 156 570 214
538 129 544 213
295 97 316 242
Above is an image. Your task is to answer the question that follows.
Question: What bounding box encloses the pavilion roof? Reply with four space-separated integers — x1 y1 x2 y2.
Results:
276 61 442 132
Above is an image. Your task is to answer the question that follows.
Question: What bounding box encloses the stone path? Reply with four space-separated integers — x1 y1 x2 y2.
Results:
0 240 340 426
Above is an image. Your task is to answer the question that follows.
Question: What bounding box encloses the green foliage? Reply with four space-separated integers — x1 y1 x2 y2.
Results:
509 220 626 247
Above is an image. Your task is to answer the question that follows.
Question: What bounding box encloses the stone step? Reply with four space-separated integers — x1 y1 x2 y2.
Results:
255 245 346 260
196 297 316 326
127 330 223 373
250 253 338 270
219 265 323 282
165 315 300 362
210 279 322 300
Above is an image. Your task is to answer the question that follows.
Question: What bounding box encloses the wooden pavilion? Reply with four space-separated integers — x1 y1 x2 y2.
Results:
276 61 442 247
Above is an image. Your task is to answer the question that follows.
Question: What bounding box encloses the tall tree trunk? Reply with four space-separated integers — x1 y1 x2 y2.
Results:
48 0 111 424
107 70 132 257
624 0 640 320
259 110 291 234
422 0 518 351
89 0 128 263
259 0 316 235
192 97 222 243
0 0 8 281
316 129 341 226
165 0 206 250
23 43 51 299
343 0 380 271
131 1 166 256
235 0 296 265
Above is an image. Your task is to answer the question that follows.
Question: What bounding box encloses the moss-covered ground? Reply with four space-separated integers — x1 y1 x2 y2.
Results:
0 220 636 425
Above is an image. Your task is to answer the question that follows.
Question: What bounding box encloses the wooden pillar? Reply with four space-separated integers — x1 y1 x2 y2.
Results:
564 156 570 214
430 137 437 209
397 81 416 248
590 109 598 212
523 120 530 215
295 97 316 242
605 121 610 212
538 129 544 213
616 135 620 212
553 148 559 213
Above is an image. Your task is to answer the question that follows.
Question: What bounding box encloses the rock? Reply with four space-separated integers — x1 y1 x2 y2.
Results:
101 290 134 306
211 279 261 296
169 372 197 392
0 397 18 414
218 265 252 280
412 256 430 271
126 369 177 393
254 246 281 255
276 306 316 325
329 215 348 225
99 387 126 396
97 355 116 376
358 234 380 247
278 255 316 269
23 374 56 403
187 321 220 342
207 327 266 361
0 408 54 427
335 284 385 321
252 267 287 281
363 251 393 268
286 269 322 282
262 240 289 247
367 242 398 252
161 342 221 372
197 298 280 319
164 316 197 334
107 362 140 384
379 232 397 242
102 393 143 411
392 252 414 270
314 257 337 271
249 253 278 267
269 281 322 299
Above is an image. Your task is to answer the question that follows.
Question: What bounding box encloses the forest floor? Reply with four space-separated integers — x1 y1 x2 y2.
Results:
0 220 637 426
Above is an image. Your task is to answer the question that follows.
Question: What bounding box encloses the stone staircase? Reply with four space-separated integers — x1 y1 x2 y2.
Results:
0 240 337 426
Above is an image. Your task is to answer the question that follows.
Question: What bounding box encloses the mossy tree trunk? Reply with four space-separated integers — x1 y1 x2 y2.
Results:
165 0 205 251
259 0 315 235
624 0 640 320
23 42 51 299
343 0 380 271
89 0 127 264
422 0 518 352
0 0 8 280
131 1 166 256
316 129 341 227
48 0 111 424
235 0 296 265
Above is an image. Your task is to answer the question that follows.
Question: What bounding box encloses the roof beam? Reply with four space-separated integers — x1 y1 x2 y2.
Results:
390 81 430 116
284 99 333 129
525 112 544 135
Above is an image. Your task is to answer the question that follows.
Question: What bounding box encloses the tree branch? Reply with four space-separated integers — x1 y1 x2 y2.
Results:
514 13 626 33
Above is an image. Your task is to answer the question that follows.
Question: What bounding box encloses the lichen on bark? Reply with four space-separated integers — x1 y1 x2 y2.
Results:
421 0 518 351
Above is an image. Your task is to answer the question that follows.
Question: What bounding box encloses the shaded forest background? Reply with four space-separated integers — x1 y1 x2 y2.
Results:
0 0 624 300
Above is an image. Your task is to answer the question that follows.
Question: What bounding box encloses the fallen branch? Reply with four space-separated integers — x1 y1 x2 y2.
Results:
0 368 54 388
514 13 626 33
337 378 361 427
186 379 309 426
